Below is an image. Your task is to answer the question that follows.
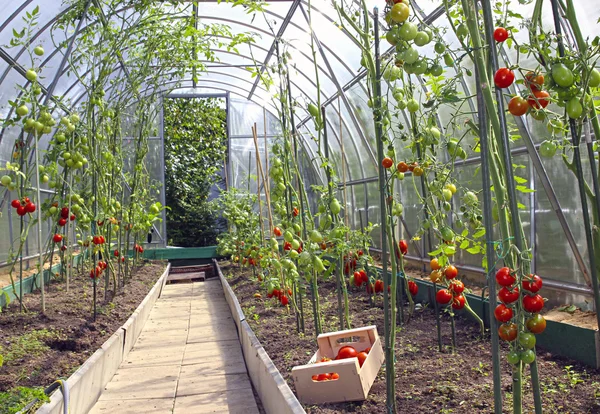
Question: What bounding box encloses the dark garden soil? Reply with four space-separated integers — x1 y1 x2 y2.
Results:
0 261 167 395
222 261 600 414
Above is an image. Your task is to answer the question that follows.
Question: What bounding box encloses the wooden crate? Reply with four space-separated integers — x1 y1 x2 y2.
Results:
291 325 384 404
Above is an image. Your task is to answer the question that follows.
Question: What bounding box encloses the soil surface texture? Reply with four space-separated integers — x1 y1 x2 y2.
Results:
0 261 167 395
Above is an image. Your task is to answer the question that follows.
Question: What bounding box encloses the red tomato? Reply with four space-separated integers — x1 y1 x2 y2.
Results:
494 67 515 88
353 271 363 287
312 375 318 381
448 280 464 294
375 279 384 293
525 72 544 92
273 227 282 237
366 282 375 294
292 207 299 217
16 206 26 216
493 27 509 42
280 295 289 306
60 207 69 219
70 214 76 221
498 323 518 341
359 269 368 284
522 274 543 293
11 199 21 208
331 373 340 380
357 351 368 367
444 265 458 279
337 346 358 360
498 286 519 304
494 304 514 322
523 294 544 313
52 234 63 243
526 314 547 334
398 240 408 256
436 289 453 304
451 295 466 310
382 157 394 169
527 90 550 109
397 161 409 173
408 280 418 296
25 202 36 213
495 267 516 286
508 96 528 116
317 373 331 381
283 241 292 251
114 250 120 257
58 218 67 226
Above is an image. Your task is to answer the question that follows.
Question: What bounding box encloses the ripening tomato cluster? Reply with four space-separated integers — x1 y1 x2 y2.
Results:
90 260 108 279
10 197 36 216
431 258 467 311
495 267 546 365
267 286 291 306
133 243 144 254
92 235 106 245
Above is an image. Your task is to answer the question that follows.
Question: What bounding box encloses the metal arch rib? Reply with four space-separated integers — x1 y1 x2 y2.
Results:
247 0 301 100
298 3 377 170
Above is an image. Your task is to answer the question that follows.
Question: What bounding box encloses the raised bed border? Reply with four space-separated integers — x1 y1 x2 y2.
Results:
214 259 306 414
36 262 171 414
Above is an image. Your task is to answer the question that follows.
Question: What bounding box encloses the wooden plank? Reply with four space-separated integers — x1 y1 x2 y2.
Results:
167 272 205 282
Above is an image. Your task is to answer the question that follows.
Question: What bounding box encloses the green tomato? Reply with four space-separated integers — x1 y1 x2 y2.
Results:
539 140 557 158
16 105 29 117
412 60 428 75
566 97 583 119
330 199 341 215
398 22 418 41
456 23 469 39
429 64 443 77
589 68 600 88
552 63 574 88
546 119 563 134
289 250 299 259
392 202 404 216
506 351 520 366
284 231 294 243
406 98 419 113
398 100 407 110
413 31 430 46
442 188 453 201
428 127 441 139
291 239 300 250
313 255 326 272
463 191 478 205
444 53 454 67
386 30 399 46
520 349 536 365
518 332 536 350
25 69 38 82
309 230 323 243
34 46 44 56
41 174 49 183
402 47 419 64
434 42 446 54
0 175 12 186
390 3 410 23
397 172 405 180
440 226 454 242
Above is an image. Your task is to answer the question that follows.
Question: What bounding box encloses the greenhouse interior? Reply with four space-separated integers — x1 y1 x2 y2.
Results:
1 0 600 413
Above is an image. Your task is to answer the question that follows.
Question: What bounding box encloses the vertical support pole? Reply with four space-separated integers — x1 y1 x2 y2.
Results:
475 65 503 414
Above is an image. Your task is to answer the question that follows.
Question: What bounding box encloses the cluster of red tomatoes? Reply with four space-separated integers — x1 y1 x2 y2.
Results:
90 260 108 279
495 267 545 365
382 158 425 177
114 249 125 263
430 259 466 310
311 345 372 382
56 206 75 227
10 197 36 216
133 243 144 254
92 235 106 245
267 287 291 306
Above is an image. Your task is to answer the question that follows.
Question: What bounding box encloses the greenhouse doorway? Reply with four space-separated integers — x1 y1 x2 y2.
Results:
161 94 229 247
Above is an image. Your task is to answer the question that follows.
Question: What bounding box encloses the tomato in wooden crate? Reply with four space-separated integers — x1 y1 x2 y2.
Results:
291 325 384 404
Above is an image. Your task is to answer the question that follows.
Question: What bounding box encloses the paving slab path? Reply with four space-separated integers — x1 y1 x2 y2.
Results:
90 279 260 414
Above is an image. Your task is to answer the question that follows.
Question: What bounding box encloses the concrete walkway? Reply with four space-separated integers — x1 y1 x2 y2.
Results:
89 279 260 414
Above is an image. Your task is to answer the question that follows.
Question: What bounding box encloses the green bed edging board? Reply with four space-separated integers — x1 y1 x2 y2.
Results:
141 246 218 260
0 254 84 309
371 268 599 368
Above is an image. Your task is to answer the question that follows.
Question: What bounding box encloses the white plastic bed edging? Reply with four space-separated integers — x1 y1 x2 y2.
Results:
36 263 171 414
214 260 306 414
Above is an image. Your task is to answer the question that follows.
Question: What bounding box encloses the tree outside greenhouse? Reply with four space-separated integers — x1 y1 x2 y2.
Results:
0 0 599 413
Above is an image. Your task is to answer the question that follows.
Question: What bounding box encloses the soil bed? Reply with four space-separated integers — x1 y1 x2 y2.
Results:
0 260 167 408
222 261 600 414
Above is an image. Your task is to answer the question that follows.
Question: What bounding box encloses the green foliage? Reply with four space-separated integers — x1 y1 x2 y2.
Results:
164 98 228 246
0 329 59 365
0 387 49 414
